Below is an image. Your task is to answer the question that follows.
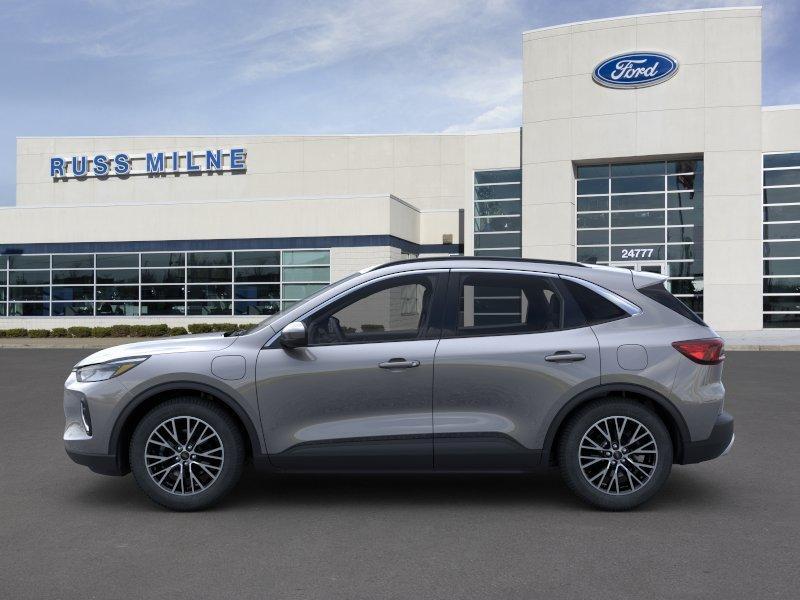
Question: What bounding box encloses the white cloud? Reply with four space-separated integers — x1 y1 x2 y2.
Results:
443 103 521 132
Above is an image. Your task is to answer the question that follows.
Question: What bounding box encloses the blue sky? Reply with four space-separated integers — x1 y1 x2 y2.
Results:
2 0 798 206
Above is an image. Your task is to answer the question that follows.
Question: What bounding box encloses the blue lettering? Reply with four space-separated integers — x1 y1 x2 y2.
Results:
171 151 180 171
93 154 109 176
146 152 165 173
113 153 130 175
230 147 246 170
186 151 200 172
205 149 222 170
71 156 88 177
50 157 65 177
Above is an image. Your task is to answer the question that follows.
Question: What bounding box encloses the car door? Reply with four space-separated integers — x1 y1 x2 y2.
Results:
255 270 447 471
432 269 601 470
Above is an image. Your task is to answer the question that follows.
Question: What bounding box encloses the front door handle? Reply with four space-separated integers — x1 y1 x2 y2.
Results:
378 358 420 369
545 351 586 363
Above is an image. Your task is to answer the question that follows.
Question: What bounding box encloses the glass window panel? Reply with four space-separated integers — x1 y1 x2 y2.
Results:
577 197 608 212
764 223 800 240
235 301 281 316
52 286 93 301
474 232 521 249
9 255 49 269
187 268 231 283
764 259 800 276
282 250 330 266
0 255 6 269
577 230 608 245
141 268 185 284
52 270 93 284
283 283 327 300
763 278 800 294
764 205 800 223
668 209 701 226
96 254 137 268
668 227 694 244
474 170 521 184
234 266 280 283
96 302 138 316
611 245 665 261
52 302 94 316
764 241 800 258
187 285 232 300
234 284 280 299
9 271 50 285
764 153 800 168
52 254 93 269
0 271 5 285
763 296 800 312
10 287 49 301
474 216 521 233
141 285 185 300
576 179 607 195
473 249 522 258
95 269 138 284
282 266 330 282
764 314 800 327
667 191 702 209
668 262 701 277
0 305 5 316
576 213 608 229
141 253 185 268
474 200 521 216
474 184 522 200
576 164 609 179
668 279 703 295
8 302 48 316
667 160 702 174
611 176 663 194
611 162 664 176
667 174 700 191
577 247 608 263
187 251 231 266
234 251 279 266
96 286 138 301
140 302 185 316
764 169 800 187
611 194 664 210
611 228 665 244
611 210 665 228
187 301 232 316
763 188 800 204
0 288 5 302
668 244 695 261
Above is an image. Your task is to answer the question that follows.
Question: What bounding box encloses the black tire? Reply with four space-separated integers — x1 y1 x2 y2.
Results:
130 397 245 511
558 399 673 511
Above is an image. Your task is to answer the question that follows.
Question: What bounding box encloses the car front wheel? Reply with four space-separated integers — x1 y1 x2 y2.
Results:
130 397 245 511
558 399 673 511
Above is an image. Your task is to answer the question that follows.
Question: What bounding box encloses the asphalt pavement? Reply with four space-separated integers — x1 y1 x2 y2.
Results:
0 349 798 599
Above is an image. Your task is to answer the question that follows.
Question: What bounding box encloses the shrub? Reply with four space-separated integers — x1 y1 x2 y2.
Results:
50 328 69 338
109 324 132 337
168 326 188 336
211 323 238 333
188 323 214 334
5 328 29 338
145 324 169 337
129 325 149 337
28 329 51 338
0 329 5 338
91 327 113 338
68 326 92 338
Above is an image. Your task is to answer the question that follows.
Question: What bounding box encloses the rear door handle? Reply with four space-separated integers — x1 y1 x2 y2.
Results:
379 358 420 369
545 351 586 363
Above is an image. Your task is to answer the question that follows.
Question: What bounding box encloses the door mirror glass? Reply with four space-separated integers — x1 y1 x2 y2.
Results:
280 321 307 348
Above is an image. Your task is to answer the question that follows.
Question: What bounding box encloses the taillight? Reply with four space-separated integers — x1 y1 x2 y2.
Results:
672 338 725 365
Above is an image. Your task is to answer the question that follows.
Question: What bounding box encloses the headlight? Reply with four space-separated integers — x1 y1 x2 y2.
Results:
74 356 149 382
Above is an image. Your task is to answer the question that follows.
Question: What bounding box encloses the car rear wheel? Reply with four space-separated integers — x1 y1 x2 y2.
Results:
130 397 245 511
558 399 672 510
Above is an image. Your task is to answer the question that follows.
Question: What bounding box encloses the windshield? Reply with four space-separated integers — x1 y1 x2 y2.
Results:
243 272 363 335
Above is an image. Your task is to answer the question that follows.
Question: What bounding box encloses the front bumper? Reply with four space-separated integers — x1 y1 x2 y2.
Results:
679 411 734 464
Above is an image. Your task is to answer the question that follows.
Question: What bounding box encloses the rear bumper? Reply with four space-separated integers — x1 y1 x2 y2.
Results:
679 411 734 464
66 449 125 476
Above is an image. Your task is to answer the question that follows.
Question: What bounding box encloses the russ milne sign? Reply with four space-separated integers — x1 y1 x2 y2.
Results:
593 52 678 89
50 148 246 179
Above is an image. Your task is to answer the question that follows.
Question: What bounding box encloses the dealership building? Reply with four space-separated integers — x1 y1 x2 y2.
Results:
2 5 799 331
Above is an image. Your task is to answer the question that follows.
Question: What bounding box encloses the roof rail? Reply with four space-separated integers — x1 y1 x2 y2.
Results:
378 256 588 269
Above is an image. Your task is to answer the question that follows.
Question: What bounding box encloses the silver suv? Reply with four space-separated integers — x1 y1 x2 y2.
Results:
64 257 733 511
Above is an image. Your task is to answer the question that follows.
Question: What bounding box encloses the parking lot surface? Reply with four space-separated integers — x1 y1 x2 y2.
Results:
1 349 798 599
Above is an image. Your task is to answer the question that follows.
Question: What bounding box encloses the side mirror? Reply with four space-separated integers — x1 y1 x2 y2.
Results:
280 321 307 348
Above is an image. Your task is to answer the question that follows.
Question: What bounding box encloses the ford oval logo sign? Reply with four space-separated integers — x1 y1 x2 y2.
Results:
593 52 678 89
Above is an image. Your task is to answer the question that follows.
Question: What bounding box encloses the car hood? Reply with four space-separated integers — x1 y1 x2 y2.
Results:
74 333 237 367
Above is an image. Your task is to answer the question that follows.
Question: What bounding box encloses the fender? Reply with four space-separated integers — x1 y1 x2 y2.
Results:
540 383 691 465
107 380 266 460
